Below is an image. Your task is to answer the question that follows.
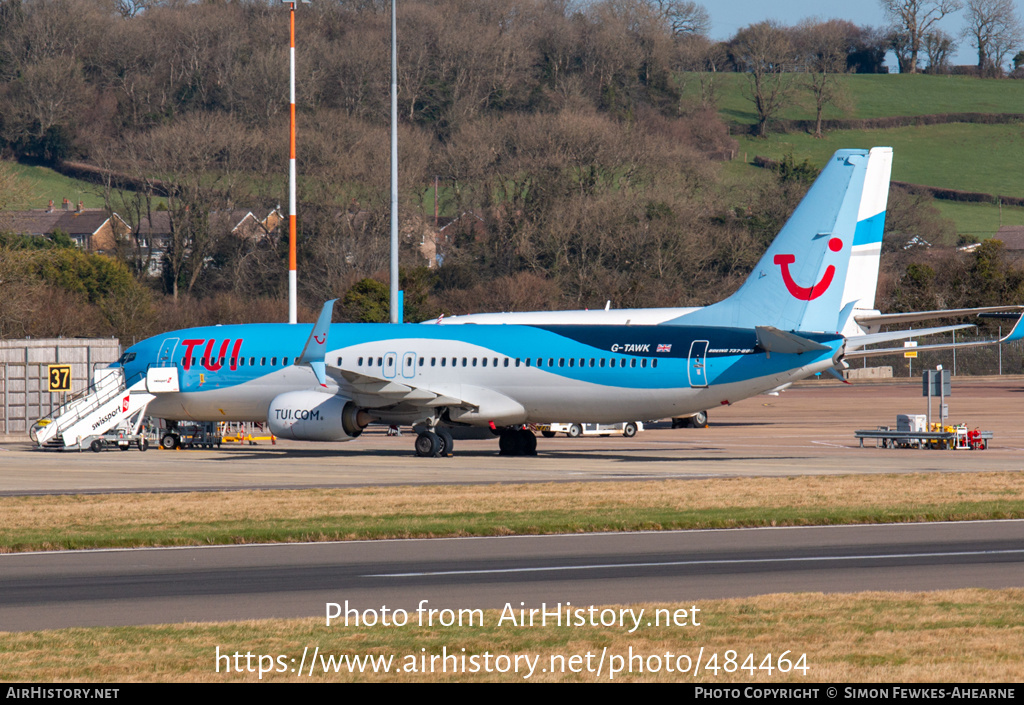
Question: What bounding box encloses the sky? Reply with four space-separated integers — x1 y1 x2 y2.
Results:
705 0 1024 69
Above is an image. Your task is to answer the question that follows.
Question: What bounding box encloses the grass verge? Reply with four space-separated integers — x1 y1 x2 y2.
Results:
2 472 1022 552
1 589 1020 681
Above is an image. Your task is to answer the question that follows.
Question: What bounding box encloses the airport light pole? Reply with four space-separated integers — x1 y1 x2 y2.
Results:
389 0 400 323
284 0 309 325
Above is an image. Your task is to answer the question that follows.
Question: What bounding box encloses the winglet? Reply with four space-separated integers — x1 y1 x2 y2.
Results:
1000 314 1024 343
296 299 337 387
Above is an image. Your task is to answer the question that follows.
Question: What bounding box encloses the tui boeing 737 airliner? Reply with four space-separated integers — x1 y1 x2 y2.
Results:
34 147 1021 456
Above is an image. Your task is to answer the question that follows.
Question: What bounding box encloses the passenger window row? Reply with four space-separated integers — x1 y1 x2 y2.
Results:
186 353 660 371
351 355 658 369
187 356 289 368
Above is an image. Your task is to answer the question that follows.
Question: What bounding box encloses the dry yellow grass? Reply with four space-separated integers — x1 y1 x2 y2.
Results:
2 472 1022 533
1 472 1022 551
2 590 1021 682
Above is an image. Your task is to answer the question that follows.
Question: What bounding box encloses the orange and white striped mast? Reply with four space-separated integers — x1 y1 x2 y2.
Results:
285 1 308 324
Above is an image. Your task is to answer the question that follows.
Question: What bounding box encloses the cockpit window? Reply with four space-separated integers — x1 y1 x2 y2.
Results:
117 352 136 364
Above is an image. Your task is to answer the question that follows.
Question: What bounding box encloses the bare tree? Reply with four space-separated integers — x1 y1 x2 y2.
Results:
730 21 798 137
649 1 710 37
98 167 157 279
962 0 1022 75
923 29 957 72
118 114 253 300
794 19 852 138
674 34 729 108
880 0 963 73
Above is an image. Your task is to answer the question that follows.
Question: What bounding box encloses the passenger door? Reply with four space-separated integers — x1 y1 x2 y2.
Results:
157 338 179 367
383 352 398 379
688 340 709 388
401 351 417 379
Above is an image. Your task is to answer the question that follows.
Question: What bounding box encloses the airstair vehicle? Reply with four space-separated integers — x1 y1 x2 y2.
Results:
30 367 157 452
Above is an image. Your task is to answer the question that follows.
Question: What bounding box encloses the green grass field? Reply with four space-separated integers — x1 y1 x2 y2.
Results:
735 122 1024 198
688 73 1024 125
706 72 1024 233
934 200 1024 239
3 161 105 210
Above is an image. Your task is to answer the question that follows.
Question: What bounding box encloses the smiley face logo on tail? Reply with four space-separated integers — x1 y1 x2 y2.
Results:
773 238 843 301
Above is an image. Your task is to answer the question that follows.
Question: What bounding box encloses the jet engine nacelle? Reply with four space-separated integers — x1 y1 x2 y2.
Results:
267 391 371 441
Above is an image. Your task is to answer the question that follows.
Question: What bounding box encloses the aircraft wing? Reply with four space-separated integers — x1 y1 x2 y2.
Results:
854 305 1024 328
325 365 529 424
846 324 976 350
327 367 469 408
293 301 513 417
845 315 1024 359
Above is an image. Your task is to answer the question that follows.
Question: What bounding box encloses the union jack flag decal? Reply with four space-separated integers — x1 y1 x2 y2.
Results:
656 344 671 353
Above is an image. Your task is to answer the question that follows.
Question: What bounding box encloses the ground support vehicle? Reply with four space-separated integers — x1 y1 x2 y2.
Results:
537 421 642 438
671 411 708 428
218 422 275 445
90 425 155 453
854 426 992 450
160 421 221 449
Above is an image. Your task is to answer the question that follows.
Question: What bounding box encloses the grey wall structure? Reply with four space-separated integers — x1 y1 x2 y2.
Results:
0 338 121 442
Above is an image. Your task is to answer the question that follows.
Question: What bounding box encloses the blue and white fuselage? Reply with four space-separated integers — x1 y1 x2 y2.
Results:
119 322 844 430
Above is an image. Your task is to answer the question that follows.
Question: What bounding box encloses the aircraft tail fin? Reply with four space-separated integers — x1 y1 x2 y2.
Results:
841 146 892 319
681 147 889 333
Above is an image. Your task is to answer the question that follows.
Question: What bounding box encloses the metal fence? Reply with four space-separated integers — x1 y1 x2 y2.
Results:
854 332 1024 378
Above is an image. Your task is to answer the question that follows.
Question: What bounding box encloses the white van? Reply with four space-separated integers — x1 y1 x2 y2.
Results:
538 421 642 438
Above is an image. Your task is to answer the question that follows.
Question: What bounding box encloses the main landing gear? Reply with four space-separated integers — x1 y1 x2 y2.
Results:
498 426 537 456
409 422 536 457
414 426 454 458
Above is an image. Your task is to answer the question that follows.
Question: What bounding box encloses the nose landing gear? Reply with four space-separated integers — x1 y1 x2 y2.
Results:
414 426 454 457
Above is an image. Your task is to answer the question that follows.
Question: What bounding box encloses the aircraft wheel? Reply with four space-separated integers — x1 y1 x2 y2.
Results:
541 430 556 438
90 439 103 453
692 411 708 428
623 422 638 438
436 428 454 457
568 424 582 438
160 434 178 450
415 431 441 458
139 439 148 452
498 429 523 456
498 430 515 455
119 444 130 451
671 417 688 429
519 429 537 455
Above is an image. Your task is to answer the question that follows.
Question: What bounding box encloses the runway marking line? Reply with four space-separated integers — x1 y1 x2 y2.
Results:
367 549 1024 578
